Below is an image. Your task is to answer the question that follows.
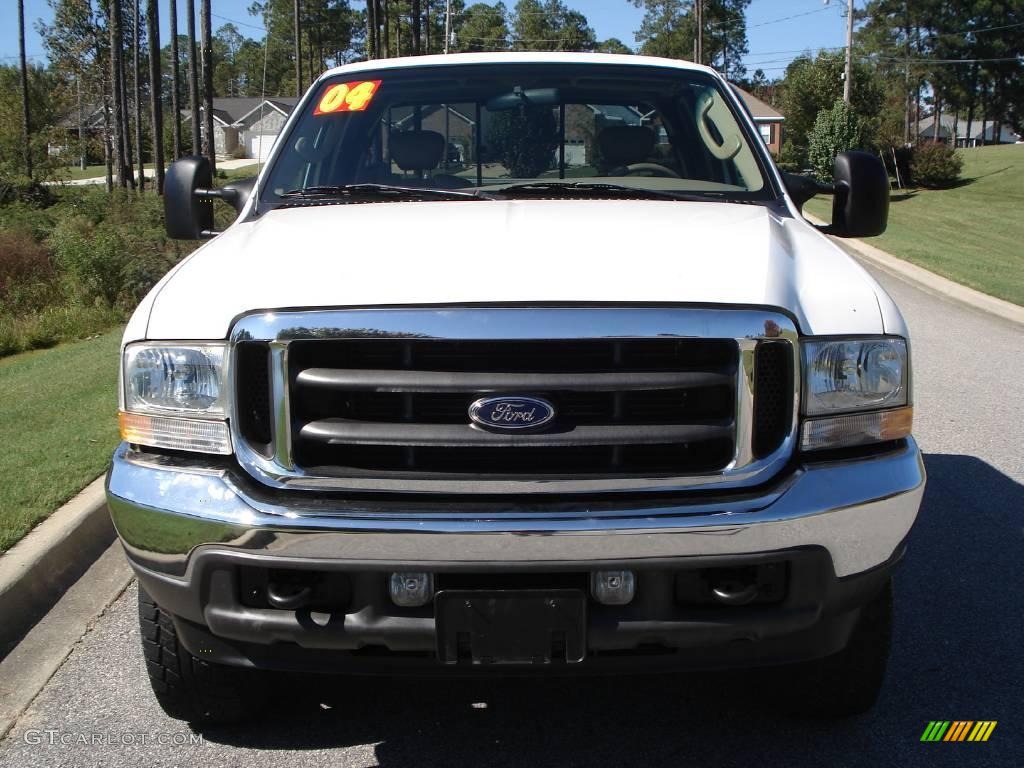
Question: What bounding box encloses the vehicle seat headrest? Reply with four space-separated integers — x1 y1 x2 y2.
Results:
390 130 446 172
598 126 657 167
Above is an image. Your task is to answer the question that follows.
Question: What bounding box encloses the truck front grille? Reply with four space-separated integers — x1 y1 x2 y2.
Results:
286 339 738 477
229 308 798 494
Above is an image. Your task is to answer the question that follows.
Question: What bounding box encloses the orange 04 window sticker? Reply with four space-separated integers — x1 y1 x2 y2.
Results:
313 80 382 115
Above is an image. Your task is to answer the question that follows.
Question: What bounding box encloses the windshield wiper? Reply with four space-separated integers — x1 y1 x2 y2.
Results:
493 182 716 202
279 183 483 202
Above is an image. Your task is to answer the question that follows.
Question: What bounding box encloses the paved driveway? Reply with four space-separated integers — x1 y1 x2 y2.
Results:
1 262 1021 768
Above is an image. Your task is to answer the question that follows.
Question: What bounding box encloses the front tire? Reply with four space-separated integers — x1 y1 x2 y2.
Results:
138 586 265 726
787 579 893 717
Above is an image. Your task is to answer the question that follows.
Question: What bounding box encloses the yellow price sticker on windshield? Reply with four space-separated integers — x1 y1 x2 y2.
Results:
314 80 381 115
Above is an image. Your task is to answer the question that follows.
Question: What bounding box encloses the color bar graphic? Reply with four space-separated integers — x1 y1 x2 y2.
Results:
921 721 996 742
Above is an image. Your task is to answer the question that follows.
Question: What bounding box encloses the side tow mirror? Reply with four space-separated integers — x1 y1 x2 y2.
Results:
829 150 889 238
164 158 255 240
164 156 214 239
782 171 832 211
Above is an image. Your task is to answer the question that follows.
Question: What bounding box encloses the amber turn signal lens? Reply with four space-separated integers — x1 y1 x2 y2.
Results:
801 406 913 451
119 411 232 455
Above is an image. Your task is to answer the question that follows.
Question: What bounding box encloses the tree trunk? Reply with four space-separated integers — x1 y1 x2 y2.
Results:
77 78 86 170
412 0 421 55
186 0 200 155
103 97 113 191
109 0 128 186
294 0 303 96
169 0 182 159
932 94 940 143
17 0 32 179
366 0 377 59
382 0 390 58
200 0 215 173
147 0 165 192
133 0 145 190
424 0 430 53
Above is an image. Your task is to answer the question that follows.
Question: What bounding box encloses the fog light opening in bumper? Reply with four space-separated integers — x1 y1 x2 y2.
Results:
591 570 636 605
389 572 434 607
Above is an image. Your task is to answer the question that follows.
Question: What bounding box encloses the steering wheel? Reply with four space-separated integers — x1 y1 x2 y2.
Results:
623 162 682 179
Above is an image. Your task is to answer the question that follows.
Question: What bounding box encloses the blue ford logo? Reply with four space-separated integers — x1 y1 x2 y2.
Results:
469 396 556 431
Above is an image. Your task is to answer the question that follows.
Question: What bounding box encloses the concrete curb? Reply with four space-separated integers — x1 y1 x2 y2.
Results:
0 476 113 656
804 213 1024 327
0 541 132 740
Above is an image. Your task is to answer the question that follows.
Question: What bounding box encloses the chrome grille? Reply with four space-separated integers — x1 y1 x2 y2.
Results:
289 338 737 477
229 308 799 494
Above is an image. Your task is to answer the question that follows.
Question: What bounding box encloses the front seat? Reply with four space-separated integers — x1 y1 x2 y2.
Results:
596 125 657 175
389 130 470 189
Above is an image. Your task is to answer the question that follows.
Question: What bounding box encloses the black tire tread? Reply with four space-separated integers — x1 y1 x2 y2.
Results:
137 586 260 725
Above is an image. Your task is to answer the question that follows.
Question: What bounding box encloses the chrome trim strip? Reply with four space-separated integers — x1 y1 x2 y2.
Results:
731 338 757 469
268 342 293 470
227 307 800 494
106 439 925 578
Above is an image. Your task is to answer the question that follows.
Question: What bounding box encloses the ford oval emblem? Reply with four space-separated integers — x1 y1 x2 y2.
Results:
469 396 556 431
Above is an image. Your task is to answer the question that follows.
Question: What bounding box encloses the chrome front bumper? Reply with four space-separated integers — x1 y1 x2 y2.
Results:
106 439 925 580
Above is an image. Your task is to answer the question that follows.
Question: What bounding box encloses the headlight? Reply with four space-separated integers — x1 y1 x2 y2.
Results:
120 343 231 454
803 338 907 415
801 337 912 451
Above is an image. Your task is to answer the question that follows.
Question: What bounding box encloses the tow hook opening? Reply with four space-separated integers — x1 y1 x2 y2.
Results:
675 562 788 607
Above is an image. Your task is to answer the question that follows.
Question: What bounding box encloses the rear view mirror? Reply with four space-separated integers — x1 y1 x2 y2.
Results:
164 157 253 240
829 151 889 238
486 87 560 112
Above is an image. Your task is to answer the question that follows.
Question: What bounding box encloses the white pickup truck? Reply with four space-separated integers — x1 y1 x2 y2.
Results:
106 53 924 725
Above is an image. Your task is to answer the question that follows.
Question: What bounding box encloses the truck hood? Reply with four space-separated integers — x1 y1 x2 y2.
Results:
142 199 887 340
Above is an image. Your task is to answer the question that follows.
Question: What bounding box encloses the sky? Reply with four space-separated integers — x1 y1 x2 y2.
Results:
0 0 852 80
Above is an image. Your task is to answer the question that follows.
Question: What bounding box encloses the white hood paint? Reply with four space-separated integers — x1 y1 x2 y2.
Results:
140 200 888 341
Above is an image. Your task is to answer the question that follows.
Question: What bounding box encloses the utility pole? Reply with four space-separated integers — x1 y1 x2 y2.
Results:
695 0 702 66
294 0 303 96
17 0 32 179
444 0 452 54
843 0 854 103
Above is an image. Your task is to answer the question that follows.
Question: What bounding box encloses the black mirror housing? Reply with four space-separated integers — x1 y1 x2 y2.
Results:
220 177 256 215
830 150 889 238
164 156 214 239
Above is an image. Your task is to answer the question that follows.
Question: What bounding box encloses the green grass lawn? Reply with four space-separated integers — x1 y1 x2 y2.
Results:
0 329 122 554
62 164 110 180
61 162 260 182
805 144 1024 306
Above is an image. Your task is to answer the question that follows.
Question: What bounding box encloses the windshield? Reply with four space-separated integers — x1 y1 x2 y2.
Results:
261 63 774 203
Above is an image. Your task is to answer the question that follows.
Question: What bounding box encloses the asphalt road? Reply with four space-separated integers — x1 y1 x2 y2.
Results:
2 262 1022 768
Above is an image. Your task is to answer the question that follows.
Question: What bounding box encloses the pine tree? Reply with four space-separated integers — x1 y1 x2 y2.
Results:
147 0 165 191
169 0 182 158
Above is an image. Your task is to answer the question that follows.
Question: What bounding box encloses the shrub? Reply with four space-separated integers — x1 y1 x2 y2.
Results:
911 142 962 188
0 303 123 358
48 215 128 307
0 175 54 207
0 231 57 313
807 100 864 181
230 144 248 160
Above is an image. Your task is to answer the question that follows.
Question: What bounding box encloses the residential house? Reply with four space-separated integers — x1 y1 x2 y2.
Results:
733 86 785 156
916 113 1020 146
183 97 298 160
